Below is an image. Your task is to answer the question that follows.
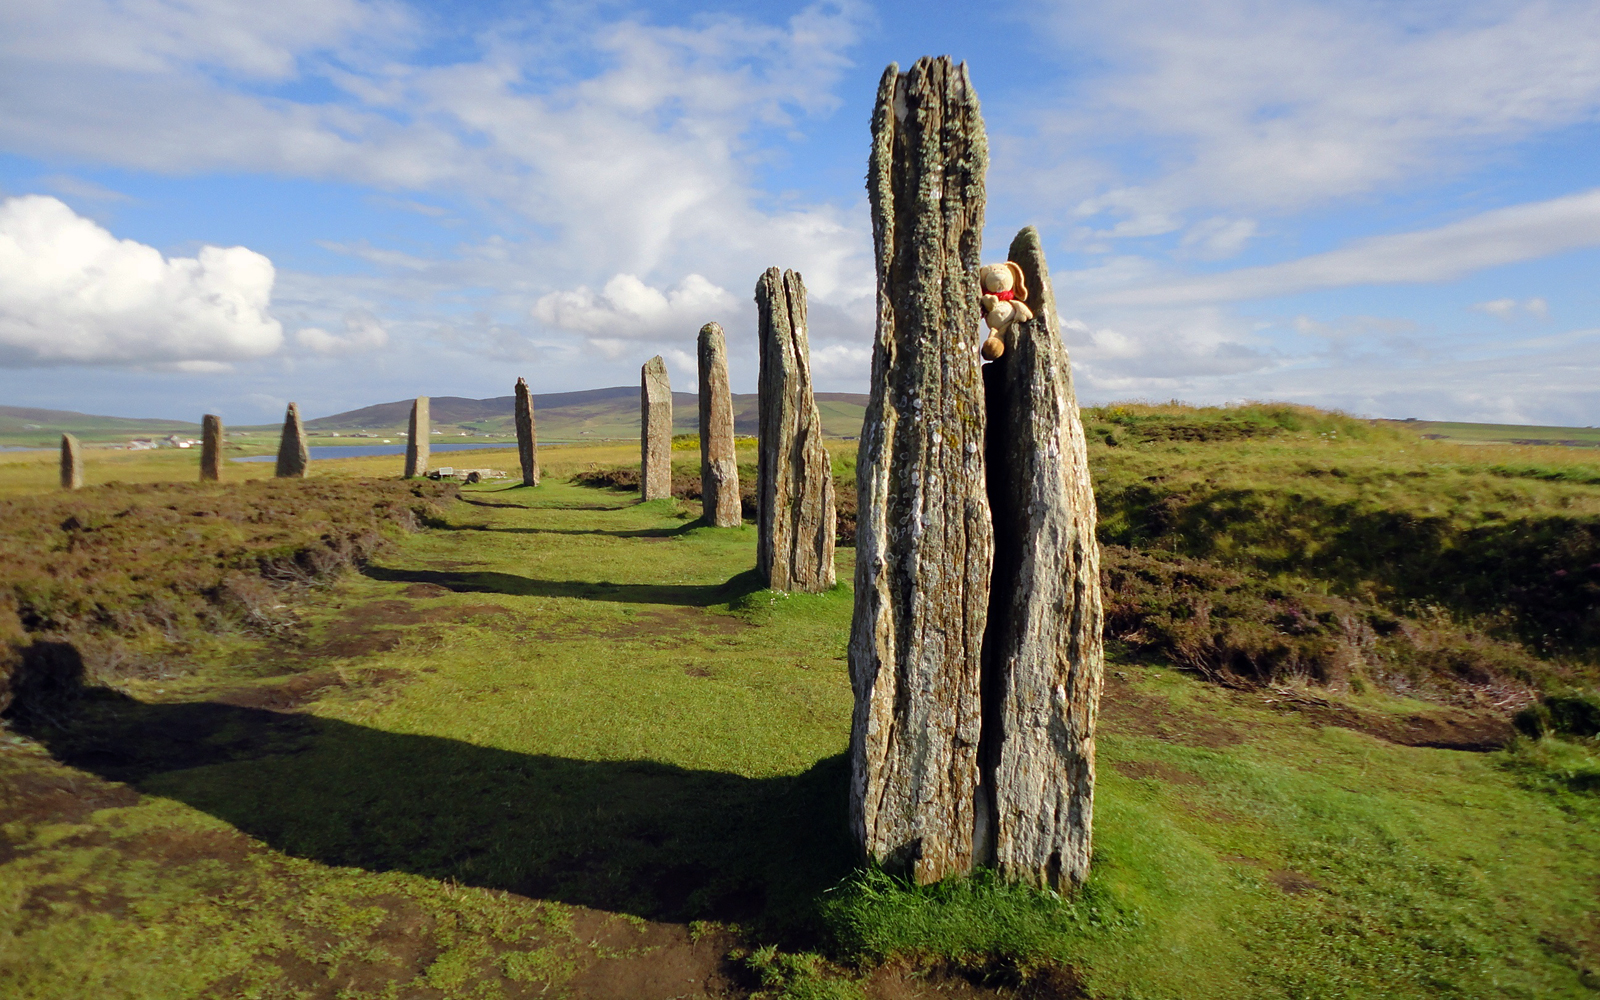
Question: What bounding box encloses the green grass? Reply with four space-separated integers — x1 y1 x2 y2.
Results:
1082 404 1600 693
4 429 1600 997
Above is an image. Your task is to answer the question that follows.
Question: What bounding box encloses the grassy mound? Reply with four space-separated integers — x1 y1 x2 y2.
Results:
0 478 453 712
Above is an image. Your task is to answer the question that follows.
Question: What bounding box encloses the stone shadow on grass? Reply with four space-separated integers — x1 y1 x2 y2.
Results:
433 520 706 540
362 566 766 608
16 685 853 937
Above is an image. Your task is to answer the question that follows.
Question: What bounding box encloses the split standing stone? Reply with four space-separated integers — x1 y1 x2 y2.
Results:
697 323 741 527
979 226 1104 889
59 434 82 490
405 397 430 479
514 378 540 487
755 269 836 592
848 57 991 883
275 403 309 478
640 356 672 500
200 414 223 482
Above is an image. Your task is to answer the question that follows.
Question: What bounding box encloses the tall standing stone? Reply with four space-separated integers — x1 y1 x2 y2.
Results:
275 403 309 478
59 434 83 490
697 323 741 527
200 414 223 482
640 356 672 500
405 397 430 479
848 57 992 884
514 378 540 487
980 227 1104 889
755 269 836 591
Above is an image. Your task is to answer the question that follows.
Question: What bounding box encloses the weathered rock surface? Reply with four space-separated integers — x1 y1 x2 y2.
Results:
755 268 836 592
697 323 741 527
514 378 540 487
59 434 83 490
848 57 992 884
275 403 309 478
200 414 223 482
640 356 672 501
979 226 1104 888
405 397 430 479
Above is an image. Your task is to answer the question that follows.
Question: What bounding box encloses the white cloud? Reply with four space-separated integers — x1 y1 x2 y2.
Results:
1064 305 1281 386
1029 1 1600 238
0 1 870 292
1473 298 1519 320
1473 296 1550 321
1094 188 1600 305
42 175 131 202
0 1 876 398
1179 217 1258 260
0 0 407 81
808 343 873 383
0 195 282 366
297 311 388 354
534 273 737 340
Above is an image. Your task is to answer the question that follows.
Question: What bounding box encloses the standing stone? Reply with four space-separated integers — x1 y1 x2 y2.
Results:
514 378 540 487
697 323 741 527
640 356 672 500
275 403 309 478
848 57 992 884
405 397 430 479
59 434 83 490
200 414 223 482
980 227 1104 889
755 269 836 591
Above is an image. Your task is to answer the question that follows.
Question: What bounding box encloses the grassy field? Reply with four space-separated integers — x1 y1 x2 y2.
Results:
3 417 1600 997
1395 419 1600 447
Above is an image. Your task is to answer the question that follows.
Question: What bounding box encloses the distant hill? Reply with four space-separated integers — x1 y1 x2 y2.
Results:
0 405 199 444
0 390 872 448
1381 418 1600 447
302 387 871 441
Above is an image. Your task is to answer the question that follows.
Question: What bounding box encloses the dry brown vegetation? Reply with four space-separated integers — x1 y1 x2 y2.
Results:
0 478 454 714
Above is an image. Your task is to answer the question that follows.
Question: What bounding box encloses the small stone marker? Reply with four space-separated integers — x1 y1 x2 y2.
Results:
754 268 836 592
640 355 672 500
275 402 309 478
59 433 82 490
405 397 430 479
850 57 993 885
514 377 540 487
697 323 741 527
200 414 223 482
980 226 1104 889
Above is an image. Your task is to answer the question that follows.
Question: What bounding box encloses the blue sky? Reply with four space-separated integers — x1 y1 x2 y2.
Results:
2 0 1599 425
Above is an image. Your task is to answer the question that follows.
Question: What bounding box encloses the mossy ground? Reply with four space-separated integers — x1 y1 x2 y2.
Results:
2 433 1600 998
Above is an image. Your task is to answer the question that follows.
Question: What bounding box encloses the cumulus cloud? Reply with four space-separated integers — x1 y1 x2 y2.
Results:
297 311 388 354
534 274 737 340
0 195 282 366
1093 189 1600 305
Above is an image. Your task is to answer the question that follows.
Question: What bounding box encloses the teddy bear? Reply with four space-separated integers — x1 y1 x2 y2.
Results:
977 261 1032 360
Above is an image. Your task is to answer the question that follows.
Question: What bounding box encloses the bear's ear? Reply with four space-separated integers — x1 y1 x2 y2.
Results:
1006 261 1029 302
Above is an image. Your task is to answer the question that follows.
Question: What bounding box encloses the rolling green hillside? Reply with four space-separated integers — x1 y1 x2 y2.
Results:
3 456 1600 997
1385 418 1600 446
0 406 200 447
